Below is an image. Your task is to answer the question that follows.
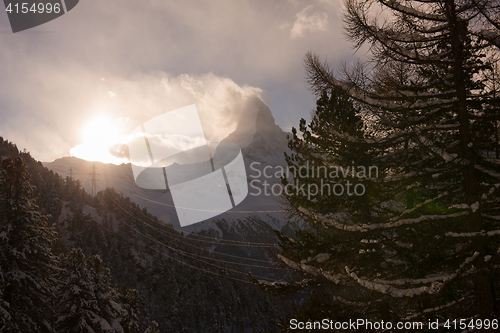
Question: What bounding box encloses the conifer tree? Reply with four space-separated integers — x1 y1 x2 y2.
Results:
143 321 159 333
57 248 99 333
284 85 373 219
267 0 500 326
0 276 11 331
0 157 58 332
116 285 141 333
56 248 123 333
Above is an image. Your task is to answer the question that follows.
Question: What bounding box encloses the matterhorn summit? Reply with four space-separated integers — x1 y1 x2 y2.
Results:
223 95 289 166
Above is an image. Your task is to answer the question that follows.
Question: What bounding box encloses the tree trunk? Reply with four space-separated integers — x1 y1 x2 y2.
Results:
446 0 497 318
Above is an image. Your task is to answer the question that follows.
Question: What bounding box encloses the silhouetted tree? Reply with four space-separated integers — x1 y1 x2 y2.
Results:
267 0 500 327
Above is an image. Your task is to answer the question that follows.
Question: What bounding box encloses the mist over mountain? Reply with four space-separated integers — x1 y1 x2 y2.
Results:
44 97 292 234
223 96 289 163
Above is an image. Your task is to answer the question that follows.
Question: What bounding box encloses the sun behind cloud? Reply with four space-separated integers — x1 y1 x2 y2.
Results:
70 116 129 164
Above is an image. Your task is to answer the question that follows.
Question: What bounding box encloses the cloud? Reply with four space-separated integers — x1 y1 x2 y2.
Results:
103 72 264 142
0 0 354 163
148 132 207 156
290 5 328 39
67 72 264 164
108 142 129 159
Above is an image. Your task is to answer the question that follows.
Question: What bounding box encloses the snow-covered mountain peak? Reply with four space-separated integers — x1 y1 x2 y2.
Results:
223 96 289 162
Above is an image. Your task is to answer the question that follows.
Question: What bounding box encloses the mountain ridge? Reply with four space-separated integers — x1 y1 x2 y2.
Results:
43 96 291 231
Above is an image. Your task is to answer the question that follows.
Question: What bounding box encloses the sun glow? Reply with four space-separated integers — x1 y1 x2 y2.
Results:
82 117 120 146
70 116 128 164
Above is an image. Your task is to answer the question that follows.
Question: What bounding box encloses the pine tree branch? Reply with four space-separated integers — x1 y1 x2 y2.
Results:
345 252 479 297
380 0 448 22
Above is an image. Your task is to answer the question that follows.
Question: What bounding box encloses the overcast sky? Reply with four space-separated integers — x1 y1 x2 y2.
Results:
0 0 363 162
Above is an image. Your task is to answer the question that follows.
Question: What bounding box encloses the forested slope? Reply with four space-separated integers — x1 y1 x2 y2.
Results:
0 136 289 332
